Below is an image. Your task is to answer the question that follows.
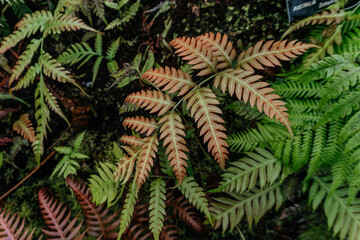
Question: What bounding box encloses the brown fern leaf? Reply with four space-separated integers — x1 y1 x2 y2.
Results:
38 188 85 240
66 176 120 240
185 87 228 168
160 222 180 240
0 208 35 240
196 32 236 69
131 201 149 224
12 113 36 142
237 40 316 71
142 66 196 96
159 112 188 184
114 146 140 184
120 135 146 148
170 37 218 76
136 134 159 190
172 196 207 233
283 9 345 37
214 69 292 136
123 116 158 136
125 90 175 116
124 224 152 240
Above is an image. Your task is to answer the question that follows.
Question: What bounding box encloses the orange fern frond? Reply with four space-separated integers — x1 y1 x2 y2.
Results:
0 208 35 240
12 113 36 143
185 87 228 168
159 112 189 184
136 134 159 190
142 66 196 96
196 32 236 69
120 135 146 148
214 69 292 136
170 36 218 76
282 9 346 38
125 90 175 116
38 188 85 240
66 176 120 240
123 116 158 136
237 40 316 71
114 146 140 184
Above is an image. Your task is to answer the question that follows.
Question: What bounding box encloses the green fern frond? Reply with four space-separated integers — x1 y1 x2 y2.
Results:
218 148 282 194
177 177 213 224
92 56 103 85
52 131 88 179
0 10 51 53
118 182 138 239
43 85 70 125
57 42 97 67
309 175 360 240
106 37 120 61
89 162 121 206
149 177 166 240
10 38 41 85
273 81 323 99
11 63 40 91
0 53 11 73
95 33 102 55
44 13 96 36
286 99 320 113
210 181 283 232
93 0 107 24
331 154 352 192
225 101 263 120
227 123 289 153
40 52 86 93
316 92 360 127
104 0 140 30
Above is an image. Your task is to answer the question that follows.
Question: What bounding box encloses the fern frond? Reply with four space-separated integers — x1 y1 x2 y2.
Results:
93 0 107 23
282 9 346 38
142 66 196 96
225 101 263 120
185 87 228 168
44 14 96 36
309 176 360 240
104 0 140 30
237 40 315 71
120 135 146 148
92 56 103 85
136 134 159 190
159 112 188 184
106 37 120 61
339 110 360 143
218 148 282 193
149 177 166 240
125 90 175 116
317 92 360 126
43 86 70 125
210 181 283 231
118 183 138 239
12 113 36 142
11 63 40 91
9 38 41 85
273 81 323 98
196 32 236 69
227 123 289 153
0 208 35 240
67 176 120 239
40 52 83 91
214 69 292 136
57 42 97 67
0 10 51 53
123 116 158 136
177 177 212 224
89 162 120 206
38 188 84 239
170 36 218 76
114 146 140 184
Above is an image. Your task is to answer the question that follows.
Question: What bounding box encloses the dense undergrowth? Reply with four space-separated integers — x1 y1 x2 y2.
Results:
1 0 360 239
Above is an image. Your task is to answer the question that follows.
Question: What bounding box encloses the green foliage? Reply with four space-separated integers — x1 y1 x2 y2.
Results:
104 0 140 30
52 131 89 178
177 177 212 224
89 162 122 206
118 182 138 239
149 177 166 240
58 33 122 86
